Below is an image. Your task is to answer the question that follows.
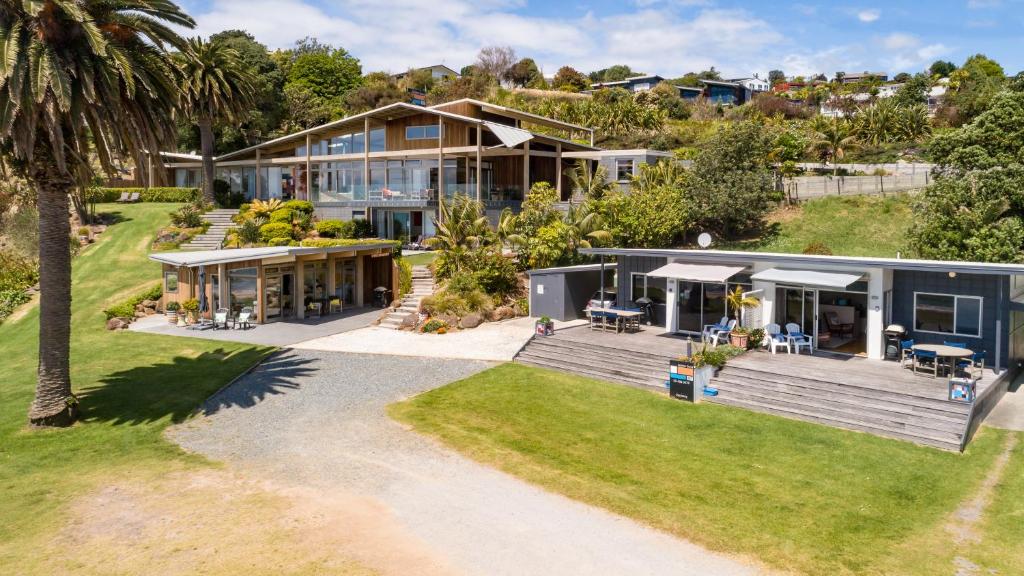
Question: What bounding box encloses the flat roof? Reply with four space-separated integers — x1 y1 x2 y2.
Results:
590 74 665 88
579 248 1024 276
150 243 394 268
527 263 608 276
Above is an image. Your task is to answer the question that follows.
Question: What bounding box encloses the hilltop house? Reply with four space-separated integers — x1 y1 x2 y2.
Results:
160 99 668 239
392 64 460 82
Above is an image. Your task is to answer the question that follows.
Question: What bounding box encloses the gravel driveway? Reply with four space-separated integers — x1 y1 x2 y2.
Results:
170 350 762 576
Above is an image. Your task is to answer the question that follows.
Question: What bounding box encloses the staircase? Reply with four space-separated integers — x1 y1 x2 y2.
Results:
708 356 972 451
180 208 239 251
515 331 675 390
380 265 434 329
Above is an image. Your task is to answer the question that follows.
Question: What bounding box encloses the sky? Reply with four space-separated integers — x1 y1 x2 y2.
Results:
175 0 1024 79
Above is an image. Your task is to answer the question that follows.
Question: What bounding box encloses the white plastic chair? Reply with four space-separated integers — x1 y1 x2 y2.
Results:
708 319 738 348
785 322 813 354
235 307 253 330
764 323 791 354
701 316 729 343
213 308 229 330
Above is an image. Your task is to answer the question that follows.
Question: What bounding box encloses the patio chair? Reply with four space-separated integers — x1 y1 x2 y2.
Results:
785 323 813 354
708 318 737 347
824 311 854 338
127 192 140 203
329 298 343 315
234 307 253 330
701 316 729 343
957 350 986 380
900 339 916 369
913 349 939 378
213 308 229 330
764 323 791 354
116 191 130 203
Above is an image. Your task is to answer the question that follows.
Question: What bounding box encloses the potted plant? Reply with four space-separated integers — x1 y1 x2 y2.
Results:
535 315 554 336
747 327 766 350
668 343 725 402
729 326 750 348
181 298 199 325
165 301 180 325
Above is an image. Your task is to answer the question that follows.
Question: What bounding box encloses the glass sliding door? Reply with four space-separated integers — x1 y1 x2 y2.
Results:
677 282 702 332
777 286 817 342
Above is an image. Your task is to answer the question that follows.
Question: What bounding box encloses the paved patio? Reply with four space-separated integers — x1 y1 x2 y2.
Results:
130 307 383 347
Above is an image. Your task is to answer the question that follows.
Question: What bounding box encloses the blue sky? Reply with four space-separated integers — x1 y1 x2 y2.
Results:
177 0 1024 79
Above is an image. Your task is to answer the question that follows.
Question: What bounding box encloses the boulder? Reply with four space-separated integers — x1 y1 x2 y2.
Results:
106 317 128 330
144 308 156 316
134 310 147 319
491 306 515 321
438 313 460 329
141 299 158 309
401 314 418 330
461 313 482 329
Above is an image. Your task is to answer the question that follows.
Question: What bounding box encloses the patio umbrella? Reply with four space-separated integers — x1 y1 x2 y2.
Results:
197 266 208 318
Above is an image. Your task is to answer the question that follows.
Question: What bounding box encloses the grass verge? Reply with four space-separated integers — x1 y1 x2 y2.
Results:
720 194 914 257
389 363 1006 575
0 203 276 572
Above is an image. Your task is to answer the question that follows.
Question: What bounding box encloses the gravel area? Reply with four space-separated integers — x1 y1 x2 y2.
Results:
170 350 763 576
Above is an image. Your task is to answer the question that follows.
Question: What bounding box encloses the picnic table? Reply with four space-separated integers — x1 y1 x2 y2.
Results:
911 343 974 378
585 306 642 334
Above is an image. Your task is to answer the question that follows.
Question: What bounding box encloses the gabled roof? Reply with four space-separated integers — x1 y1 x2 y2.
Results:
430 98 593 134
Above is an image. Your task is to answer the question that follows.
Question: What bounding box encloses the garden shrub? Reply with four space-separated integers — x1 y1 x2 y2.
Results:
421 273 494 317
102 283 162 320
315 219 355 238
0 251 38 292
299 238 399 249
282 199 314 214
421 318 448 333
269 208 293 223
467 248 520 300
352 218 374 238
0 289 30 324
169 204 204 228
397 258 413 297
268 237 292 246
86 187 200 203
259 222 293 242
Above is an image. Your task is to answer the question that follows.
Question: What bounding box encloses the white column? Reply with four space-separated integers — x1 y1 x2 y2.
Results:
217 263 227 310
666 279 678 333
866 267 886 360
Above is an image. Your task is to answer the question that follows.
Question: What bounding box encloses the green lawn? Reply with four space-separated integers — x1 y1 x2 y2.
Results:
720 194 914 257
389 363 1010 576
402 251 437 266
0 204 274 570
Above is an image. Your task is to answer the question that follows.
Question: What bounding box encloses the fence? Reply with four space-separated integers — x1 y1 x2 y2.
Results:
782 172 931 201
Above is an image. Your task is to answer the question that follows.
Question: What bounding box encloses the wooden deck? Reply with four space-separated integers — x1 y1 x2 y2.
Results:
515 325 1006 450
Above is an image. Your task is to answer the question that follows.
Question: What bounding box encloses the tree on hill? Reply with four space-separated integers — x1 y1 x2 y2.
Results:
207 30 286 149
589 65 640 83
285 38 362 106
552 66 589 91
768 70 786 87
909 91 1024 262
177 38 257 204
942 54 1007 125
0 0 191 426
506 58 543 88
671 68 722 87
892 73 931 108
475 46 517 83
344 72 406 112
893 72 912 83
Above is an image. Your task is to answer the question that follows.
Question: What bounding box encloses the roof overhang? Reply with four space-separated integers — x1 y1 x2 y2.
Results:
149 243 394 268
647 263 746 283
483 121 534 148
750 268 863 290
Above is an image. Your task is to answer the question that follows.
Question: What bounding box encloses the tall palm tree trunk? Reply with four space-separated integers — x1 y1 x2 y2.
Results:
199 115 216 204
28 147 76 426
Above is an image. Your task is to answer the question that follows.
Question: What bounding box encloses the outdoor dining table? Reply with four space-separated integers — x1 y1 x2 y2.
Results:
911 343 974 378
586 307 643 334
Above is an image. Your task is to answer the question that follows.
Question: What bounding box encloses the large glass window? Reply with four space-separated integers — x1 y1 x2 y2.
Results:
329 134 353 155
369 128 385 152
303 262 327 309
914 293 982 337
317 161 365 201
228 267 258 318
334 259 356 305
406 125 440 140
615 159 634 182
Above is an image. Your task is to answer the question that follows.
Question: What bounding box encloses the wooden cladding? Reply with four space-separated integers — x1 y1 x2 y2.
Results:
385 113 470 151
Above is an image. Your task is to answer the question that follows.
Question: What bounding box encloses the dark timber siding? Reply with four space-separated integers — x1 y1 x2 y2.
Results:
892 270 1009 368
618 256 670 324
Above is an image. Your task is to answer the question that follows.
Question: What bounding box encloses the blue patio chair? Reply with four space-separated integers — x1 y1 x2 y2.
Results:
900 339 915 368
702 316 729 343
958 350 986 379
785 323 812 354
943 341 967 348
913 349 939 378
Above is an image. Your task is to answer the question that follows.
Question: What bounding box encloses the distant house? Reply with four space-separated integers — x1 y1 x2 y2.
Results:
876 83 904 98
838 72 888 84
728 77 771 93
699 79 751 106
392 64 460 82
589 74 666 93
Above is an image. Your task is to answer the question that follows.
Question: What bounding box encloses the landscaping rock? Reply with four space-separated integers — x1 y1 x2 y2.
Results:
491 306 515 321
401 314 418 330
439 313 460 329
106 317 129 330
134 310 147 319
141 299 158 309
461 313 482 329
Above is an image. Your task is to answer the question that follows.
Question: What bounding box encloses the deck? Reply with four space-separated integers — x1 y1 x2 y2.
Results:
515 325 1006 450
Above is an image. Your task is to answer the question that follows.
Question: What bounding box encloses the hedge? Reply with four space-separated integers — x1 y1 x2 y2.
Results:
102 283 163 320
87 187 200 203
299 238 399 249
260 222 294 242
315 219 355 239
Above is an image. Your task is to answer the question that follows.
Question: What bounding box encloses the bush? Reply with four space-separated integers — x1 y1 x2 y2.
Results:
282 199 314 214
259 222 293 242
86 187 200 203
0 289 30 324
316 219 355 238
268 237 292 246
102 283 162 320
0 251 38 292
421 318 448 333
269 208 293 223
397 258 413 297
420 274 494 317
352 218 374 238
212 181 245 208
468 248 520 299
169 204 205 228
298 238 399 249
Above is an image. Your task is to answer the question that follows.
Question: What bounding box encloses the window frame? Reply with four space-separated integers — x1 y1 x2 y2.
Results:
614 158 634 182
164 271 179 294
405 125 440 140
912 292 984 338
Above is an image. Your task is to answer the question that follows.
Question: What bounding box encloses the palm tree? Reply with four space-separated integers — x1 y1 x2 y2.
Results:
808 117 858 176
0 0 192 426
563 201 612 252
426 193 492 276
567 159 615 201
177 37 255 204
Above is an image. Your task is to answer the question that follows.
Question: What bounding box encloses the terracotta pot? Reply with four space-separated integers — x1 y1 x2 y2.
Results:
729 333 749 348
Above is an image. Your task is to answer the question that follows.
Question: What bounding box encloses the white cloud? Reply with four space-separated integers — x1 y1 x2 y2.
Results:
883 33 918 50
967 0 1001 8
857 9 880 22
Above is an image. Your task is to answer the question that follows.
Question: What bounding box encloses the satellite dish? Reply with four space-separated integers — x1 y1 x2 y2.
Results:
697 233 713 249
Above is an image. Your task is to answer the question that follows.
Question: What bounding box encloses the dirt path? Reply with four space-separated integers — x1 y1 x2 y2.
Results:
168 350 768 576
946 432 1019 576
